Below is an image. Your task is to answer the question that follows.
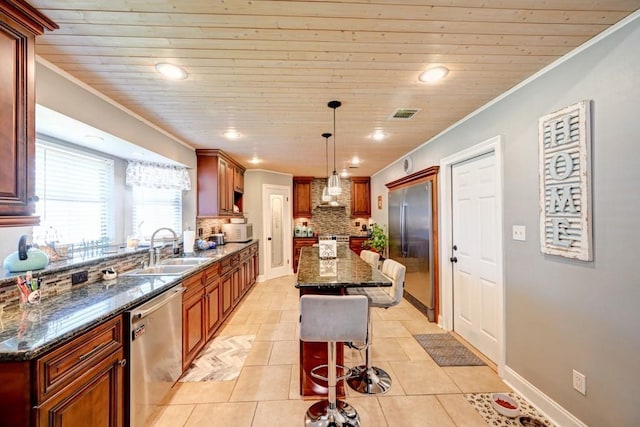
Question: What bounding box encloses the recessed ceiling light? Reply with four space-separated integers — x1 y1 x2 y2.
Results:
340 169 349 178
351 156 360 165
248 156 261 164
223 129 240 140
419 65 449 83
372 131 385 141
155 62 188 80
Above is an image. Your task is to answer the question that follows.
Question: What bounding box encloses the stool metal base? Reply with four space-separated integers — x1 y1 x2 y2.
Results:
305 400 360 427
346 365 392 395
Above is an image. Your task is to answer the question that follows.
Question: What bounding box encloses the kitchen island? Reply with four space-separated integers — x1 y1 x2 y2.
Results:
295 245 391 399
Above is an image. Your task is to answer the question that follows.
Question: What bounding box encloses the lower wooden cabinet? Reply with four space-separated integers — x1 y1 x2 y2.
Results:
204 277 221 340
0 315 125 427
349 236 368 255
182 288 206 370
36 348 125 427
293 237 317 272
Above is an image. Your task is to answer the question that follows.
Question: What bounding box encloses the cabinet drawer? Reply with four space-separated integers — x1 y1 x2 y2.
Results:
36 315 123 403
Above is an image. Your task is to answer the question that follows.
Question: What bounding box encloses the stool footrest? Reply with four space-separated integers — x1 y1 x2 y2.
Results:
310 364 352 382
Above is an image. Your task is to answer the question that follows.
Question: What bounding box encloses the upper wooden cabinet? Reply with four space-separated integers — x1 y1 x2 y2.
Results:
0 1 57 227
350 177 371 218
293 176 313 218
196 149 245 217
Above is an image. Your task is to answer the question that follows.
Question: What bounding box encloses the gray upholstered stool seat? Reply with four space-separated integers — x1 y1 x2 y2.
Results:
300 294 369 427
346 258 406 395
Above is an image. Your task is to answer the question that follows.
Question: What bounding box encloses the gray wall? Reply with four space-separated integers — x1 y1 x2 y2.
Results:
371 16 640 426
0 62 198 262
244 169 292 277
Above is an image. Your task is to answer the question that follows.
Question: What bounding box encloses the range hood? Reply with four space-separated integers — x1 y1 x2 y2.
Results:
316 200 345 208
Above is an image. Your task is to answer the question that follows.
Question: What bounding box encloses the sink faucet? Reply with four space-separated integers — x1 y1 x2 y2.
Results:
149 227 178 266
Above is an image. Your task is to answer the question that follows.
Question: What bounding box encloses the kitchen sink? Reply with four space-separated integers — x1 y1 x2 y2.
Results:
124 265 194 276
161 257 209 266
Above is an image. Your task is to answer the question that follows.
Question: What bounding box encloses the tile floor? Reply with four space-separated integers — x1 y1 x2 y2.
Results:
149 275 512 426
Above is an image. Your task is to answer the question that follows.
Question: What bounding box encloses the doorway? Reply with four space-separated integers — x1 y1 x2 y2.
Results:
439 135 504 370
262 184 292 280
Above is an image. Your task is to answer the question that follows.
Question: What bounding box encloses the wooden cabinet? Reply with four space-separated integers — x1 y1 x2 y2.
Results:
181 262 221 369
221 270 233 317
196 149 245 217
349 236 368 256
0 1 56 227
293 176 313 218
0 315 125 427
293 237 317 272
350 177 371 218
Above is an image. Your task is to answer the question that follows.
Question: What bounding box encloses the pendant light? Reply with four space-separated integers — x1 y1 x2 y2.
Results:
321 132 332 202
327 100 342 195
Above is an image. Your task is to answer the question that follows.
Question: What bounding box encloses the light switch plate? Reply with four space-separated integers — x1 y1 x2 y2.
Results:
512 225 526 241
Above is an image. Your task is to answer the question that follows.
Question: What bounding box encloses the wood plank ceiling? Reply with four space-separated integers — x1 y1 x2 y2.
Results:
30 0 639 177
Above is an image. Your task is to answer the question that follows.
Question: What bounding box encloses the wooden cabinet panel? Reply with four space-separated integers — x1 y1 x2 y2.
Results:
293 176 313 218
350 177 371 218
0 2 56 226
293 237 317 272
36 348 124 427
221 271 233 317
233 166 244 193
204 278 221 340
182 289 205 370
37 315 123 403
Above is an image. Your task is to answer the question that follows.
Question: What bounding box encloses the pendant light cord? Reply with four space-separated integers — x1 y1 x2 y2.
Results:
332 106 337 173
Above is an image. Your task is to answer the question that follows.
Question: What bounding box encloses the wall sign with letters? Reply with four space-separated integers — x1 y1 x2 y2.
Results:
538 100 592 261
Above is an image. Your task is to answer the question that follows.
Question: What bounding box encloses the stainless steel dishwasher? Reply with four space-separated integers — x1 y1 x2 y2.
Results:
127 285 185 427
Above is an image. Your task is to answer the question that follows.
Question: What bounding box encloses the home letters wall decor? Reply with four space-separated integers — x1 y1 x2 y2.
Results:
538 100 592 261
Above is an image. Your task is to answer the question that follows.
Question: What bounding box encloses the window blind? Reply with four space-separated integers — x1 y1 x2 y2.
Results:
131 187 182 239
34 140 114 245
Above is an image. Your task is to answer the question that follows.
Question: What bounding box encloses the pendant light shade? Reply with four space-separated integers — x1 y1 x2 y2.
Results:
321 132 332 202
327 100 342 196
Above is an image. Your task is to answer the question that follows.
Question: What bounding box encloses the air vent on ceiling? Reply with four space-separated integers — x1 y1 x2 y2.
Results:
390 108 421 120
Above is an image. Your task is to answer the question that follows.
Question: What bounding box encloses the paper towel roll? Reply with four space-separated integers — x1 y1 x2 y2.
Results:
183 230 196 254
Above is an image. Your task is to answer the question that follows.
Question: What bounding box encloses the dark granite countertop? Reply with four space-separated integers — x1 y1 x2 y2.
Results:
295 246 391 289
0 241 257 361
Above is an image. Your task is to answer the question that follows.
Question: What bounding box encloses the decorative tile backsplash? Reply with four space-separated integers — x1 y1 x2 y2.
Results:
296 178 370 236
0 246 178 309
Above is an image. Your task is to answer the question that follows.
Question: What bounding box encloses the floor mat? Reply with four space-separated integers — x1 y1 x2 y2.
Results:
465 392 555 426
413 333 486 366
180 334 254 382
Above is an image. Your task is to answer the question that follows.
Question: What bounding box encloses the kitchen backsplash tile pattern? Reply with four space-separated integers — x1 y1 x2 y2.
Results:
0 246 177 309
295 178 370 236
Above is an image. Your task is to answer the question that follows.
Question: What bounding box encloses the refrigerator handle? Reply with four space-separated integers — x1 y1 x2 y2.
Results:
401 202 408 257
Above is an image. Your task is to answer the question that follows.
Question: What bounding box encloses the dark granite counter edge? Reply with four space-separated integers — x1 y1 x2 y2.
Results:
0 240 258 361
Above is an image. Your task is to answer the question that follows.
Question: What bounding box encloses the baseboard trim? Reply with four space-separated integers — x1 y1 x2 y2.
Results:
503 365 587 427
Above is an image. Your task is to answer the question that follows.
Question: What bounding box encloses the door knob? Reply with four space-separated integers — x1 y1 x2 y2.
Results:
449 256 458 263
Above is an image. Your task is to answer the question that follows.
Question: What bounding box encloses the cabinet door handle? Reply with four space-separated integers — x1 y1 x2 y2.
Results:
116 359 127 367
450 256 458 263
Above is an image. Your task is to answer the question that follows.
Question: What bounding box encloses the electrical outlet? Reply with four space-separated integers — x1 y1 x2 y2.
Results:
512 225 526 241
71 270 88 285
573 369 586 395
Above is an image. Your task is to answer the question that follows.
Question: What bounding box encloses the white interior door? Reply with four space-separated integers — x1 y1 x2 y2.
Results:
263 185 291 280
451 152 499 362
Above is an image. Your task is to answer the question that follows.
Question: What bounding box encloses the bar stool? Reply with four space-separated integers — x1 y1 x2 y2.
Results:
299 294 369 427
346 258 406 394
359 249 380 269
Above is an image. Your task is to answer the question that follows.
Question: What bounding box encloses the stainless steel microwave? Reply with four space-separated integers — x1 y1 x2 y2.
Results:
222 223 253 242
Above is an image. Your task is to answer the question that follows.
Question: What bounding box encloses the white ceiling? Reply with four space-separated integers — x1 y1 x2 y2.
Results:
30 0 640 177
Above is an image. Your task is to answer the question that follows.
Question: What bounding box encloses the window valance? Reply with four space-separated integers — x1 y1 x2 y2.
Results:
126 160 191 191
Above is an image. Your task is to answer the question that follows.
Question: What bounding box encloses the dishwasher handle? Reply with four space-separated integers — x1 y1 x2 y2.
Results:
131 286 186 320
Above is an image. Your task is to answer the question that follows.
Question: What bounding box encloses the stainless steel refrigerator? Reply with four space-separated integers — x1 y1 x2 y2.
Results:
388 181 435 321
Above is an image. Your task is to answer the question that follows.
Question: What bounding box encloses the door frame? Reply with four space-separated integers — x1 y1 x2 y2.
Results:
438 135 505 374
262 184 292 280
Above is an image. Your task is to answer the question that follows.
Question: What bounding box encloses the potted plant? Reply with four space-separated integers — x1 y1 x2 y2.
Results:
363 223 388 258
